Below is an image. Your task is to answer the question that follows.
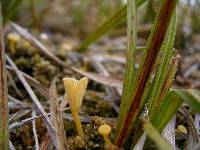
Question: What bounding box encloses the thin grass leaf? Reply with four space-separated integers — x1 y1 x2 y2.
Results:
151 90 182 132
174 89 200 113
150 55 180 117
1 0 23 23
0 3 9 149
142 119 174 150
143 89 181 149
115 0 178 147
147 11 177 117
78 0 147 51
117 0 137 132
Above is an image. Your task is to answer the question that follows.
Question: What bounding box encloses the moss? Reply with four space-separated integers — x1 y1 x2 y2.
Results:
83 97 117 117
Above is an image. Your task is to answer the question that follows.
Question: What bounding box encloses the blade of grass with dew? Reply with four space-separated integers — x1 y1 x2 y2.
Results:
174 89 200 113
147 54 181 132
149 54 180 118
78 0 147 51
0 2 9 149
142 119 174 150
114 0 179 147
147 11 177 117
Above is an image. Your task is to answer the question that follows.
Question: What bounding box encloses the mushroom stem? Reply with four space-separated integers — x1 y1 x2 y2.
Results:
9 42 16 54
103 134 112 145
98 124 112 145
72 112 84 139
63 77 88 139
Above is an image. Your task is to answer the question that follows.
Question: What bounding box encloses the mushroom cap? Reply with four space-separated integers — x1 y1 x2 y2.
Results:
177 125 187 134
7 33 20 42
63 77 88 110
98 124 111 135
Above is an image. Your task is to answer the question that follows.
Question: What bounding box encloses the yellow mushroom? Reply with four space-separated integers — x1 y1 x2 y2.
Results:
7 33 21 54
177 125 187 134
63 77 88 139
98 124 112 145
22 40 31 49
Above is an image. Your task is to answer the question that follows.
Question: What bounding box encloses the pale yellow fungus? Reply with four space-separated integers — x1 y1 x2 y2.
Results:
177 125 187 134
98 124 112 145
7 33 21 54
22 40 31 49
63 77 88 139
60 42 73 51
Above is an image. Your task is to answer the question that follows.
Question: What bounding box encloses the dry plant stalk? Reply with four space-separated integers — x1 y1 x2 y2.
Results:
50 83 68 150
6 55 57 148
0 3 9 149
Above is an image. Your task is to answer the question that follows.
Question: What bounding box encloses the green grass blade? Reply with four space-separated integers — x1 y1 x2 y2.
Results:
119 0 137 124
1 0 23 23
78 0 147 51
151 89 200 132
149 55 180 118
142 119 174 150
147 11 177 117
115 0 178 147
151 91 182 132
174 89 200 113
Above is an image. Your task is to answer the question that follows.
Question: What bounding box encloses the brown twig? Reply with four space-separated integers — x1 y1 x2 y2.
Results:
0 3 9 149
9 107 70 131
8 95 32 109
50 83 68 150
11 23 66 67
6 55 58 148
90 59 120 112
9 140 16 150
32 110 39 150
9 111 114 131
6 65 50 99
9 109 30 123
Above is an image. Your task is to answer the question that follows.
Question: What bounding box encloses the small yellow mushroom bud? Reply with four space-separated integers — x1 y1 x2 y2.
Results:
98 124 112 145
22 40 31 49
63 77 88 139
7 33 21 54
177 125 187 134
